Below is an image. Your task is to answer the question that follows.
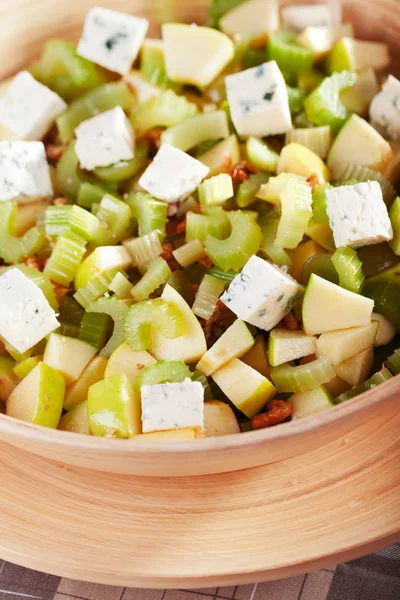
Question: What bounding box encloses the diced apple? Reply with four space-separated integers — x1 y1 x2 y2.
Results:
0 356 18 401
303 274 374 335
134 427 205 442
329 38 390 74
74 246 131 290
340 69 379 116
203 400 241 436
105 342 156 384
372 313 396 347
211 358 276 418
43 333 97 385
297 24 354 60
220 0 279 39
277 143 330 182
88 374 141 438
316 322 378 365
198 135 241 178
289 386 334 419
323 375 351 397
335 347 374 386
241 335 271 379
59 401 90 435
124 70 160 105
290 239 326 282
7 362 65 428
13 355 42 380
64 355 108 410
268 328 317 367
14 200 50 236
305 220 335 251
196 319 254 376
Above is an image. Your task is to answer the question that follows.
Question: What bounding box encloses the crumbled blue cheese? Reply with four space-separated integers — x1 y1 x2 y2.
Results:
139 143 210 203
225 61 292 138
0 269 59 353
77 7 149 75
221 255 302 331
282 3 341 31
369 75 400 141
325 181 393 248
74 106 135 171
0 71 66 140
141 380 204 433
0 141 53 203
124 71 160 104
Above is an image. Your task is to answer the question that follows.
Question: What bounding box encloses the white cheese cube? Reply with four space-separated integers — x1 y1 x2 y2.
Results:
0 71 66 141
138 143 210 203
124 71 160 104
225 61 292 139
74 106 135 171
0 269 59 353
77 7 149 75
141 380 204 433
221 255 302 331
370 75 400 141
282 3 341 31
325 181 393 248
0 141 53 203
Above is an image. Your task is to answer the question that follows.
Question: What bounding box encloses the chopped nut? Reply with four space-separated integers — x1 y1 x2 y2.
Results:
307 173 324 191
251 400 292 430
24 256 41 270
46 144 67 162
280 312 299 330
230 161 256 184
53 196 67 206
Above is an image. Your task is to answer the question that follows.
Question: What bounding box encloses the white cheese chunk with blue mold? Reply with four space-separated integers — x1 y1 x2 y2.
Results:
325 181 393 248
225 61 292 139
282 3 341 31
139 143 210 203
370 75 400 141
74 106 135 171
141 380 204 433
0 141 53 203
221 255 302 331
77 7 149 75
0 71 66 141
0 269 59 353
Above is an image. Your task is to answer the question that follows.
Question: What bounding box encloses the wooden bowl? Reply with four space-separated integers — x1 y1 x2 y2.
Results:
0 0 399 587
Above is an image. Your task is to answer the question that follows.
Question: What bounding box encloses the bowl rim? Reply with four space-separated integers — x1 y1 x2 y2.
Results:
0 374 398 455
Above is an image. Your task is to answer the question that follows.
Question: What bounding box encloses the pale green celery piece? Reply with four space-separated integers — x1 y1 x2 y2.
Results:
126 192 168 238
236 172 270 208
389 198 400 255
271 358 336 393
86 297 130 357
131 257 171 302
198 174 234 206
385 348 400 375
331 165 397 206
186 207 230 243
332 247 365 294
93 140 150 182
140 39 177 88
192 274 226 320
172 240 207 268
94 195 131 246
131 90 198 136
44 205 72 239
209 266 238 284
123 230 162 266
205 211 262 272
40 39 105 88
294 111 314 128
109 272 133 299
77 182 118 209
44 231 87 286
246 137 279 172
287 85 306 113
312 183 332 225
242 46 268 70
68 205 101 241
73 268 120 309
301 254 339 286
161 110 229 152
56 142 91 199
336 367 393 403
124 298 186 351
56 81 135 143
268 31 314 74
304 71 356 133
79 311 110 351
363 279 400 332
0 202 45 265
135 360 191 389
14 265 58 310
260 214 292 268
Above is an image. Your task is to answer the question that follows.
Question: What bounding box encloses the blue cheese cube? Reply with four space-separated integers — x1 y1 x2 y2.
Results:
0 71 66 140
74 106 135 171
0 141 53 203
370 75 400 141
141 380 204 433
225 61 292 138
221 255 302 331
0 269 59 353
139 143 210 203
325 181 393 248
282 3 341 31
77 7 149 75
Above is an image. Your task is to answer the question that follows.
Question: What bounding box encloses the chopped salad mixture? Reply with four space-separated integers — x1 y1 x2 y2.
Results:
0 0 399 441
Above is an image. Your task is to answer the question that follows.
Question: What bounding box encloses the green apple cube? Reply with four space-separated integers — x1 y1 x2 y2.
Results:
105 342 156 384
372 313 396 347
196 319 254 376
44 333 97 385
12 355 42 380
335 347 374 387
7 362 65 428
64 355 108 410
0 356 19 401
211 358 276 419
316 322 378 365
88 374 141 438
241 335 271 379
268 328 316 367
289 386 334 419
203 401 240 437
59 401 90 435
74 246 131 290
324 375 351 397
302 274 374 335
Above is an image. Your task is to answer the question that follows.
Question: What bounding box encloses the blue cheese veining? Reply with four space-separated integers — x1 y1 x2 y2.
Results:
0 141 53 203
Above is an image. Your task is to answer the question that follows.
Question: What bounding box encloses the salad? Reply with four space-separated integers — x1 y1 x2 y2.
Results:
0 0 399 441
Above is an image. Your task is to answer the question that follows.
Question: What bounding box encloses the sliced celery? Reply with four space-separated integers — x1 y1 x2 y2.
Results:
173 240 207 268
363 279 400 332
135 360 191 389
301 254 339 285
246 137 279 172
198 174 234 206
312 183 332 225
205 211 262 272
44 205 72 239
140 39 177 88
389 197 400 255
260 214 292 268
124 298 186 351
331 164 397 205
126 192 168 238
77 182 117 209
336 367 393 403
56 142 90 199
44 231 87 286
385 348 400 375
131 257 171 301
287 85 307 113
208 266 237 284
93 140 149 182
304 71 356 133
68 205 101 241
15 265 58 311
268 31 314 74
271 358 336 393
93 195 131 247
161 110 229 152
74 268 120 309
192 274 226 320
109 272 133 299
236 172 270 208
56 82 135 143
186 208 230 242
332 247 365 294
59 296 84 327
123 230 162 266
285 126 332 159
86 297 130 356
0 202 45 265
131 90 198 136
79 311 111 350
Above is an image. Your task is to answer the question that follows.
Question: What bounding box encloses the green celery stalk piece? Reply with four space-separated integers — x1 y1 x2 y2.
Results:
0 202 44 264
304 71 356 133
